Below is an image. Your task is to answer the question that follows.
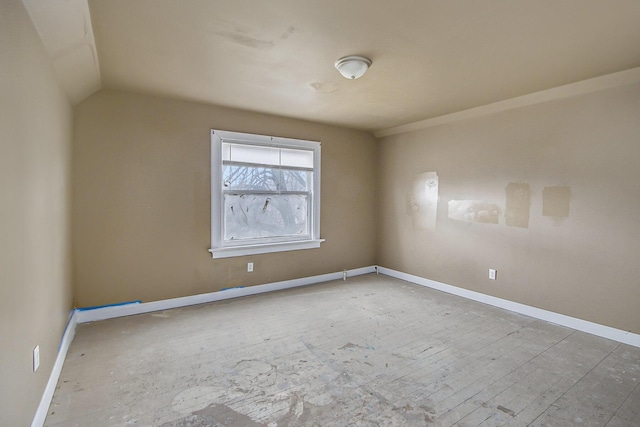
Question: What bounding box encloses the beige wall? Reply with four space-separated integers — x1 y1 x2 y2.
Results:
0 1 74 425
72 90 377 307
378 82 640 334
4 5 638 422
65 81 640 334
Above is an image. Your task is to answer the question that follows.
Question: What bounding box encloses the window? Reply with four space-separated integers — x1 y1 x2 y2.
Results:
209 130 323 258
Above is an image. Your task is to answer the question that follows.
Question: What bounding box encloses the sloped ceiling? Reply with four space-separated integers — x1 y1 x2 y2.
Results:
21 0 101 105
23 0 640 133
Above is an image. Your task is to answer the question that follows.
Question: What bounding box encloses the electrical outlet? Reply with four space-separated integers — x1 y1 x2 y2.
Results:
247 262 253 272
33 345 40 372
489 269 497 280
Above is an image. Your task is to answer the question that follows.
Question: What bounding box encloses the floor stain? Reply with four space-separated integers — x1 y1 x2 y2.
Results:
45 277 640 427
160 403 266 427
497 405 516 417
231 359 277 388
171 386 228 414
392 403 436 425
340 342 375 351
276 394 330 426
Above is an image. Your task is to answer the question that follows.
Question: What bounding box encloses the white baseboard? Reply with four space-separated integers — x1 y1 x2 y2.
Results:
76 265 376 323
31 310 78 427
33 264 638 426
33 266 374 425
378 266 640 349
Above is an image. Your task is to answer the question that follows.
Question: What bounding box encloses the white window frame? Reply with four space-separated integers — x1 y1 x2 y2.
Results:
209 129 323 259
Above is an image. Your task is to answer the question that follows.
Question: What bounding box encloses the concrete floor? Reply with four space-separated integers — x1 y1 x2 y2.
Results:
45 274 640 426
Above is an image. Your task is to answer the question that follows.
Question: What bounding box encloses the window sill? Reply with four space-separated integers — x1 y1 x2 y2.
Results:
209 239 325 259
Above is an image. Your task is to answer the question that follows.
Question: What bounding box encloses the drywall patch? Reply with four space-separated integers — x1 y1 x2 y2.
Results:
407 172 439 231
505 183 531 228
448 200 500 224
543 186 571 217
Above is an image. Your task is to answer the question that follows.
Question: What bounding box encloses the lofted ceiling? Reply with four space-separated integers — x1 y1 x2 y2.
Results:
23 0 640 133
21 0 100 105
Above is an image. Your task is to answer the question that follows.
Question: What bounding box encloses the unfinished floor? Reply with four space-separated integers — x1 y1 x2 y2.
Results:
45 274 640 426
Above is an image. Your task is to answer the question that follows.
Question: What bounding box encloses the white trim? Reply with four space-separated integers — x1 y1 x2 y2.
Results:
377 266 640 349
212 129 320 150
31 311 78 427
209 239 325 259
210 129 322 258
76 266 376 323
374 67 640 138
32 265 640 426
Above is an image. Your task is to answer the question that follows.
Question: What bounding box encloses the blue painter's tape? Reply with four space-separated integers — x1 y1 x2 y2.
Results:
220 286 245 291
76 300 142 312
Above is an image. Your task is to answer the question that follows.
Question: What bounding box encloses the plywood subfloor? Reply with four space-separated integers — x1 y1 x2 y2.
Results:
45 274 640 426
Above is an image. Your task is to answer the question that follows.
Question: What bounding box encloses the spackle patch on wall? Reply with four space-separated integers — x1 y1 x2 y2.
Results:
448 200 500 224
407 172 438 231
505 183 531 228
543 186 571 217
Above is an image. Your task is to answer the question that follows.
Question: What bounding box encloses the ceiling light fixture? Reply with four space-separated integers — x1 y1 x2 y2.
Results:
334 55 372 80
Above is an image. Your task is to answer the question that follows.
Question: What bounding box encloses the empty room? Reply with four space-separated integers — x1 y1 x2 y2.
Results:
2 0 640 426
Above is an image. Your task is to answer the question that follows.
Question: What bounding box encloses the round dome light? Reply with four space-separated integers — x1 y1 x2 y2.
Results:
334 55 372 80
